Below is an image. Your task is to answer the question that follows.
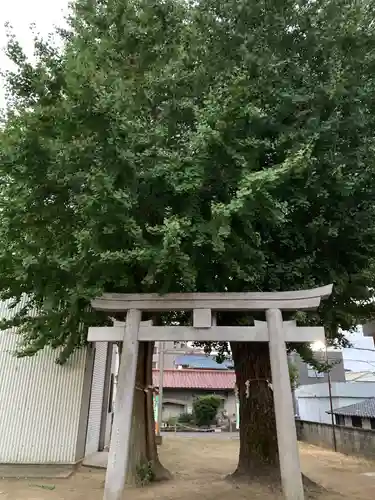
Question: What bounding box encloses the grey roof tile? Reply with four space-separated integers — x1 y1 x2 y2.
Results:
330 398 375 418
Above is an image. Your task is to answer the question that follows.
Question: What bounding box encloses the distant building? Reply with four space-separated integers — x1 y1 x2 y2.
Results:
362 322 375 343
152 341 233 370
330 398 375 430
295 382 375 424
291 350 346 386
0 299 111 473
152 369 237 423
152 341 195 369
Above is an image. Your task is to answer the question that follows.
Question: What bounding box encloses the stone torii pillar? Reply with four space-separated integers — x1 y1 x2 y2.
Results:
89 285 333 500
267 310 304 500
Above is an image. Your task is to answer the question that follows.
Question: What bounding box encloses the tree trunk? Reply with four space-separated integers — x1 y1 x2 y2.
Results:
230 341 280 483
125 341 171 486
230 341 319 493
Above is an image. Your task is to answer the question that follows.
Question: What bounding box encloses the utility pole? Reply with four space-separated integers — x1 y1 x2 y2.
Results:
157 341 165 436
325 343 337 452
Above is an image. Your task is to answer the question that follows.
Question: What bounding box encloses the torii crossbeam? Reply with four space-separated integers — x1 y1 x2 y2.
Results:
89 284 333 500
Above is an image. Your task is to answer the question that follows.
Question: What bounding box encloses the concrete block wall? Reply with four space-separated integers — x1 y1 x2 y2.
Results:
296 419 375 460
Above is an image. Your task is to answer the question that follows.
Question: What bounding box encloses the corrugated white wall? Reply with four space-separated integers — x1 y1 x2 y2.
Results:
104 344 117 447
0 300 89 464
85 342 109 456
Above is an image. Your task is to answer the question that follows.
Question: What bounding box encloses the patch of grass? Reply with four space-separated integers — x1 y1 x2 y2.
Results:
30 484 56 490
136 461 155 486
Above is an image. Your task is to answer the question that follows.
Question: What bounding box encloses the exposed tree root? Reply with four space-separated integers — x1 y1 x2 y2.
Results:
226 469 325 498
152 459 173 482
226 465 281 491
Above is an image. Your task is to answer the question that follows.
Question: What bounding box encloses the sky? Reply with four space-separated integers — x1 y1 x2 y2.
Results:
313 327 375 372
0 0 69 107
342 328 375 372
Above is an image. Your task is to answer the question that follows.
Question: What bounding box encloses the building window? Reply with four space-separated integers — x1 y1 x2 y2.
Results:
370 418 375 430
351 416 362 428
152 361 157 369
335 414 345 426
153 346 158 354
307 364 324 378
173 342 186 348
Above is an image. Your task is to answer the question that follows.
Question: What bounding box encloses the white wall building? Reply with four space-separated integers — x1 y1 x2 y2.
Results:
295 382 375 424
0 332 91 467
0 300 115 474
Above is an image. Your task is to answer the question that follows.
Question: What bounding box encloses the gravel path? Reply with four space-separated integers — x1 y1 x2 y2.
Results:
0 436 374 499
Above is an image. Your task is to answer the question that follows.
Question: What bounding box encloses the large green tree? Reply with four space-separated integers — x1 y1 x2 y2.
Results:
2 0 375 487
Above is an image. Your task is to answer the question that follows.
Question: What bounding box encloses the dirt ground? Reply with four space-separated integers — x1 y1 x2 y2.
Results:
0 435 374 500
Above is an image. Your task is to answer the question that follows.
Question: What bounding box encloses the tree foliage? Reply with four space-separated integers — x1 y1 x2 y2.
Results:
288 361 299 391
1 0 375 365
193 395 221 427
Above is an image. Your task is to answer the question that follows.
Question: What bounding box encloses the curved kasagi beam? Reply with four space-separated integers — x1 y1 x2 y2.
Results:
91 284 333 312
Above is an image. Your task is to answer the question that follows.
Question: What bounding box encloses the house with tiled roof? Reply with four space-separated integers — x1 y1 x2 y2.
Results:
151 342 237 425
329 398 375 430
152 341 233 370
152 369 237 423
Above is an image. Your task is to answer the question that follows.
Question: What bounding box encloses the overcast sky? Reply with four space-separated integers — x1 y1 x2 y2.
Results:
0 0 69 107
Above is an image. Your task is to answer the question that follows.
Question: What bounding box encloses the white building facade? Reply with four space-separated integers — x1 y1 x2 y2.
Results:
0 300 115 471
0 331 92 465
295 382 375 424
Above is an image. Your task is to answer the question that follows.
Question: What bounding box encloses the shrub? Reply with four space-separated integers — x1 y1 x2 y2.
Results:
193 395 222 427
166 416 178 427
178 412 195 424
136 460 154 486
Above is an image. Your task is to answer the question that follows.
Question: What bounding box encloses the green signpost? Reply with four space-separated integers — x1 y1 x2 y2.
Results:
236 400 239 429
153 395 158 422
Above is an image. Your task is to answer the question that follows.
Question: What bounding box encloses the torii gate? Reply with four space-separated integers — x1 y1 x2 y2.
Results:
88 284 333 500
